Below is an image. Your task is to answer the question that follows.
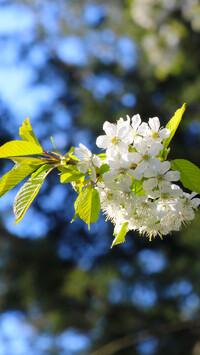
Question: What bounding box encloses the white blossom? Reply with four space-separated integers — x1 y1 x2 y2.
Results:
75 143 102 182
96 119 131 154
94 113 199 240
148 116 171 142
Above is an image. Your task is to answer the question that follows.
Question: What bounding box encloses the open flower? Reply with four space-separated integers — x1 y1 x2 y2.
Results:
148 117 170 142
144 160 180 180
75 143 102 182
136 116 170 143
131 136 163 179
96 119 131 154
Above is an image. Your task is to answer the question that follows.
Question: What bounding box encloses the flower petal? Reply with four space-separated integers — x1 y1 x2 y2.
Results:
160 161 171 174
92 155 102 168
131 114 141 130
149 117 160 132
75 143 92 158
159 128 170 139
103 121 117 138
96 135 110 149
148 157 161 171
165 170 180 181
90 166 97 182
137 122 149 137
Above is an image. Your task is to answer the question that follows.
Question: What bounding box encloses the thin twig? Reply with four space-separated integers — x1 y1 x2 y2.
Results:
91 317 200 355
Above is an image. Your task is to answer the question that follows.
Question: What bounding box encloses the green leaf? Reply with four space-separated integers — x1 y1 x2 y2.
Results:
12 157 48 166
99 164 110 176
0 140 43 158
60 166 85 183
163 103 186 150
171 159 200 194
31 164 53 180
97 153 106 159
131 179 145 197
0 163 40 198
13 166 53 224
73 184 101 229
19 118 42 148
111 222 129 248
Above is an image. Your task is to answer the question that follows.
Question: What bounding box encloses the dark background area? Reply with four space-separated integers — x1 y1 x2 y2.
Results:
0 0 200 354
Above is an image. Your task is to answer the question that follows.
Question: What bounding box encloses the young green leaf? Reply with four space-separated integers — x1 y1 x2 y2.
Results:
111 222 129 248
163 103 186 150
131 179 146 197
99 164 110 176
171 159 200 194
0 140 43 158
19 118 42 148
0 163 40 198
73 184 100 229
12 157 48 166
13 165 53 224
60 165 85 184
31 164 53 180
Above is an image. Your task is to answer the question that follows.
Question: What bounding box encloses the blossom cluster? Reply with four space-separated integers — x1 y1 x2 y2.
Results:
75 115 200 240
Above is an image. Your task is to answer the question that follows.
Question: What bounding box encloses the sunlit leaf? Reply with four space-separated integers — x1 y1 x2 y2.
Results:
131 179 145 197
14 165 53 224
111 222 129 248
0 140 43 158
0 164 39 198
163 103 186 149
19 118 42 148
12 157 48 166
31 164 53 180
60 165 85 183
171 159 200 194
99 164 110 175
73 184 100 229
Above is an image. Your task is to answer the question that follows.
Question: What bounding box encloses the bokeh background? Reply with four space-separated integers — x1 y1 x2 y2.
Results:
0 0 200 354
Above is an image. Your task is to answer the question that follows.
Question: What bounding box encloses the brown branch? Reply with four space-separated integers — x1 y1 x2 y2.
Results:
91 317 200 355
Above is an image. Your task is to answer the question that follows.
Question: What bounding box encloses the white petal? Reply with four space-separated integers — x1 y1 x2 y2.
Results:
130 171 143 180
165 170 180 181
160 161 171 174
149 117 160 132
134 160 146 174
90 166 97 182
148 157 161 171
117 141 129 154
159 181 171 193
134 137 148 154
96 135 110 149
117 120 131 139
190 198 200 208
119 173 132 184
92 155 102 168
171 184 183 197
159 128 170 139
143 168 157 178
131 114 141 130
190 191 198 199
103 170 119 182
148 142 163 156
143 178 157 191
103 121 117 138
182 206 195 221
75 144 91 159
137 122 150 137
77 162 89 174
128 152 141 164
